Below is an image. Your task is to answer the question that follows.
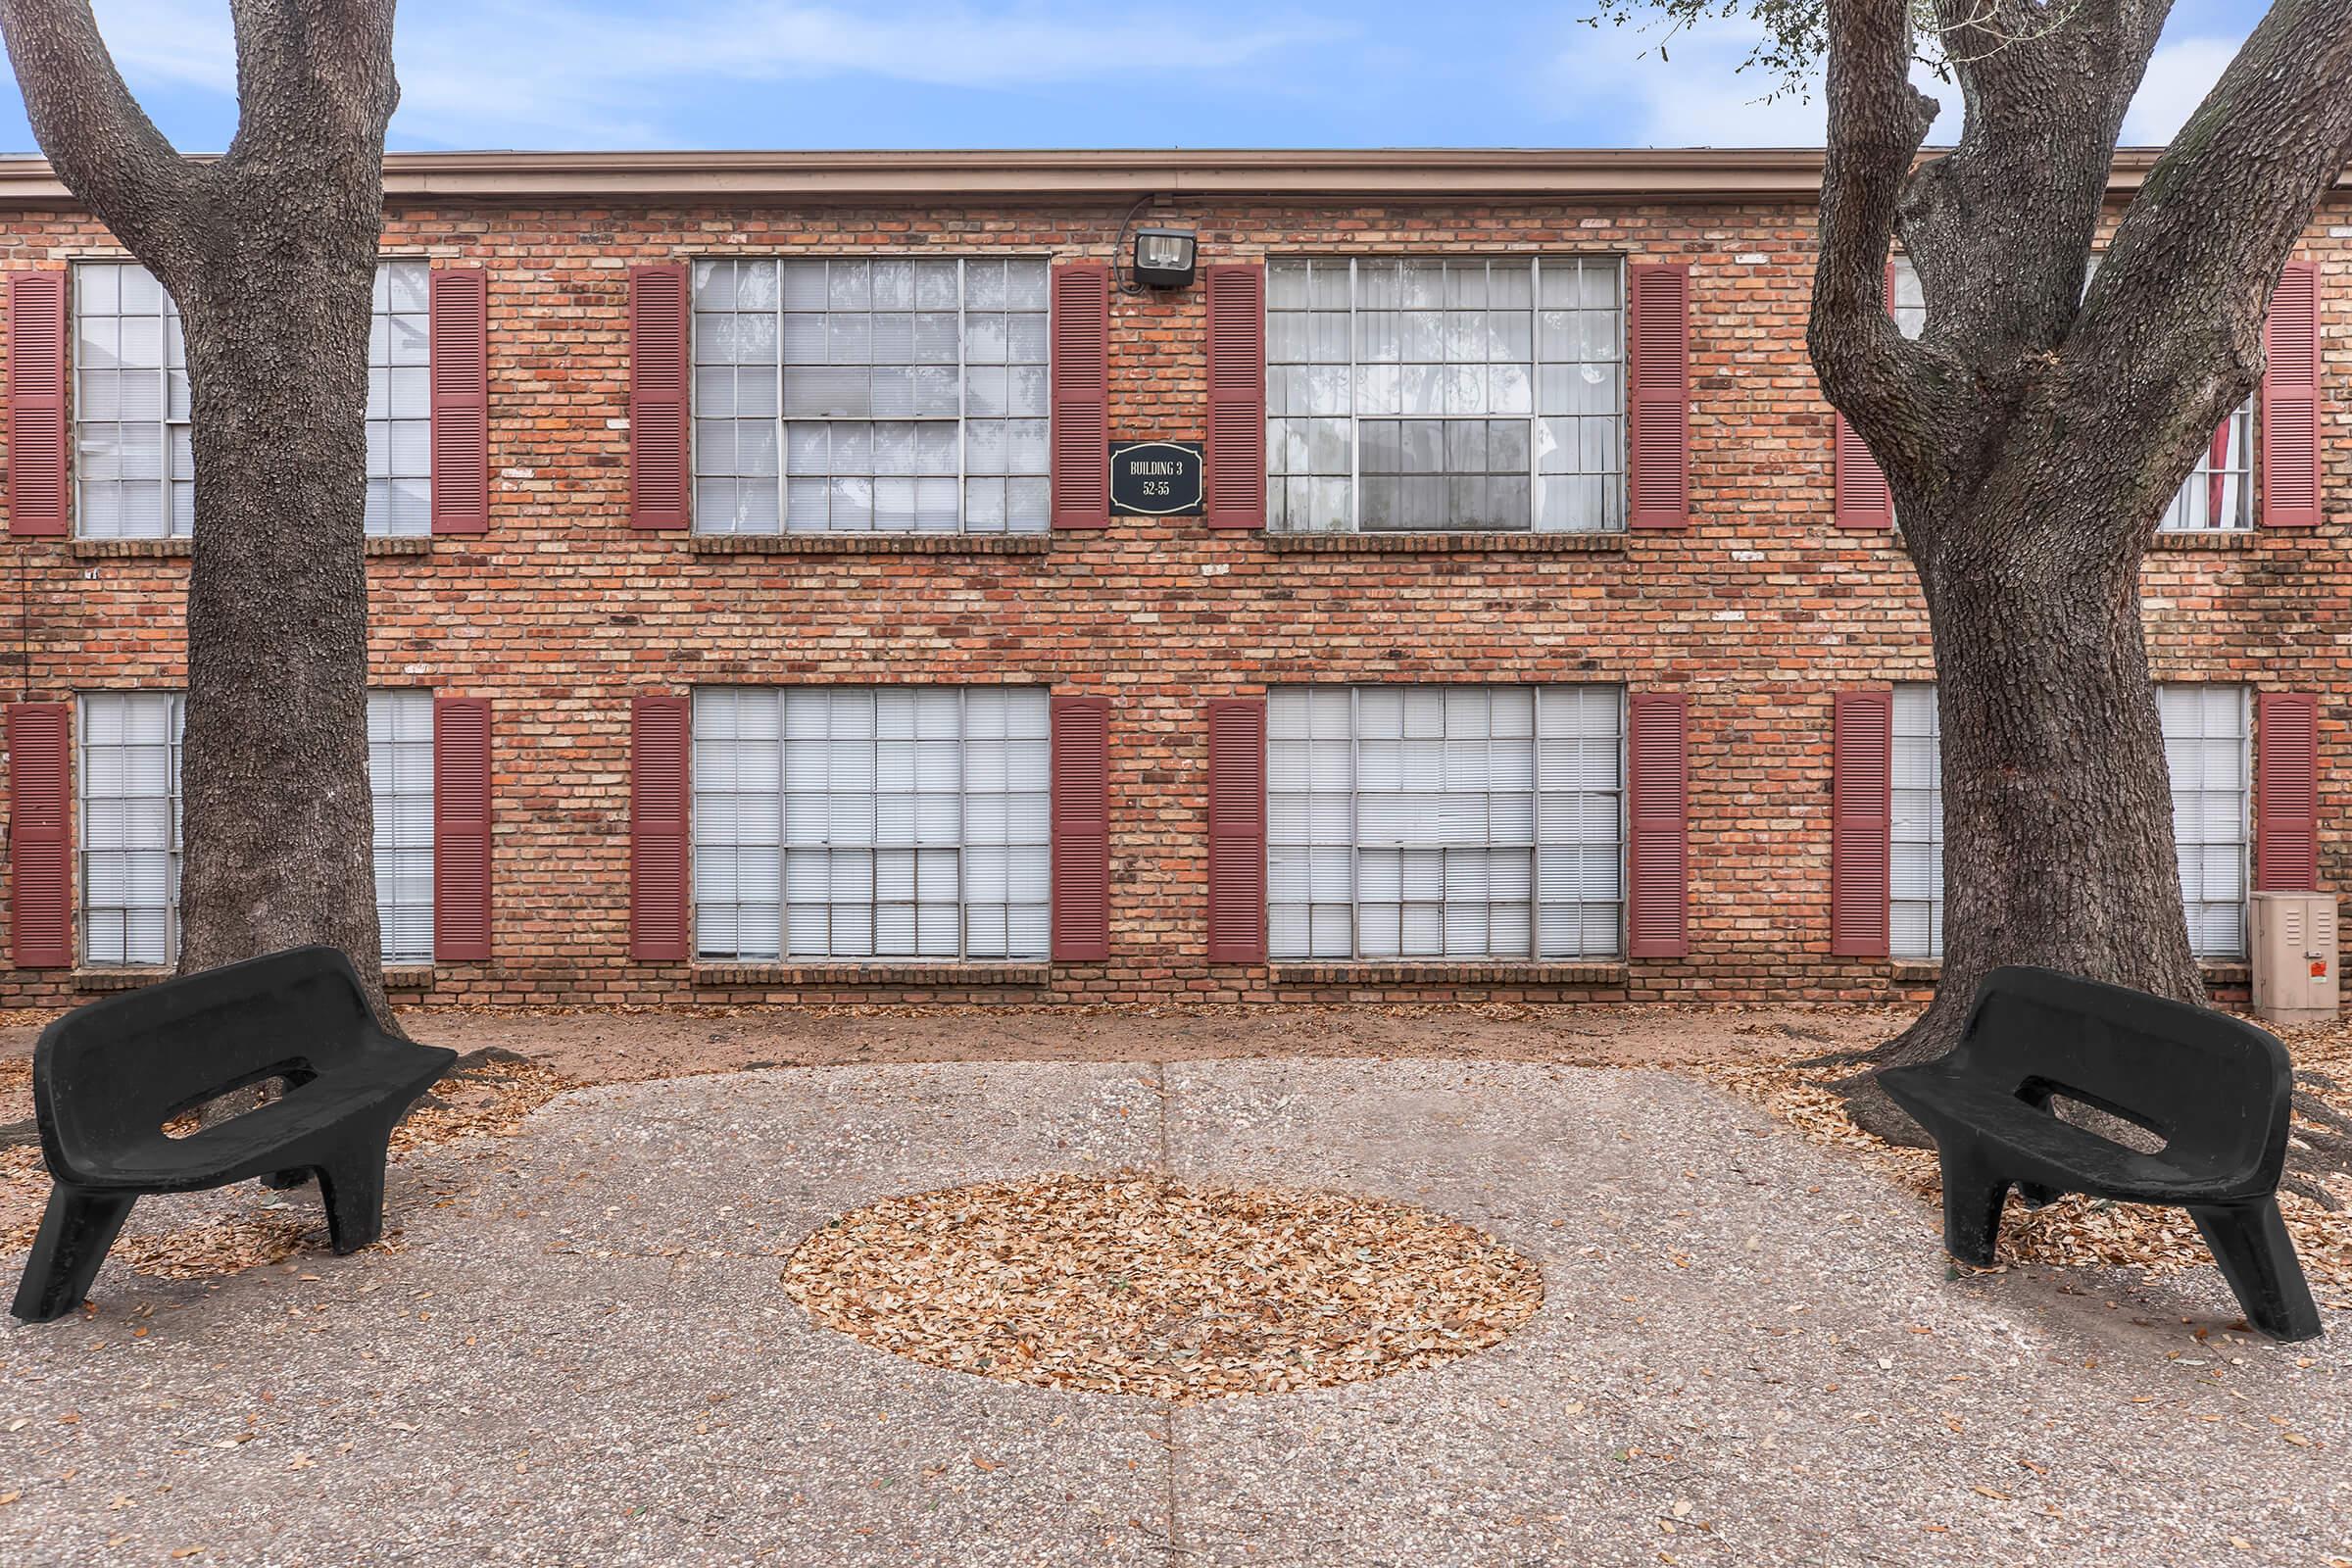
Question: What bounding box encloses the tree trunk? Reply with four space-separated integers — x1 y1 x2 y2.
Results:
171 221 388 1017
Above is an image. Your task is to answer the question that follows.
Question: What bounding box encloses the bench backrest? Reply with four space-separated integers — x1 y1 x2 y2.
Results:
1954 965 2293 1180
33 947 382 1161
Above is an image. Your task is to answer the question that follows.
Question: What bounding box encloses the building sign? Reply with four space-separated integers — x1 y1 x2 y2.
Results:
1109 440 1204 516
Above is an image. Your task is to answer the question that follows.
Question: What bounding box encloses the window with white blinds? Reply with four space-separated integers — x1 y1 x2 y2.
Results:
1265 257 1625 535
689 257 1051 537
1911 253 2252 533
369 692 436 964
1267 685 1624 961
1888 681 2248 960
74 261 433 540
77 691 434 966
691 687 1052 961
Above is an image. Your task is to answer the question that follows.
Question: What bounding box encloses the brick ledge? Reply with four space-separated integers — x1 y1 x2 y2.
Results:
1264 531 1626 555
1886 958 2250 985
73 966 166 991
68 536 432 559
2149 530 2256 552
687 533 1051 557
383 965 436 990
694 961 1053 986
1270 961 1627 985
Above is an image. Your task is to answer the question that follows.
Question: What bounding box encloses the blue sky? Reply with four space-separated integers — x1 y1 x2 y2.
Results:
0 2 2261 155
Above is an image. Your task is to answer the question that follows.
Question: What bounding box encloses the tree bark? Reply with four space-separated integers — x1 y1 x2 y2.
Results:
1805 0 2352 1142
0 0 401 1019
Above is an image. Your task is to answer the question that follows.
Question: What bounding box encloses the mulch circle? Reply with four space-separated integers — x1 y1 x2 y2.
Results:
779 1171 1545 1401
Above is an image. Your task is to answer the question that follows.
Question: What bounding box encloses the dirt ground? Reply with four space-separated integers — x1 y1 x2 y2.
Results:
0 999 1921 1083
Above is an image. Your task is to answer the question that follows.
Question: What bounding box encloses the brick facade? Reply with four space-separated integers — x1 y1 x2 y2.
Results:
0 153 2342 1008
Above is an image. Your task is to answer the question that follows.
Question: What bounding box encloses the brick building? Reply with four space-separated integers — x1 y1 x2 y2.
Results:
0 148 2334 1009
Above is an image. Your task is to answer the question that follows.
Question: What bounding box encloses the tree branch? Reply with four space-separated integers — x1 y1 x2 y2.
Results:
1808 0 1941 440
0 0 199 266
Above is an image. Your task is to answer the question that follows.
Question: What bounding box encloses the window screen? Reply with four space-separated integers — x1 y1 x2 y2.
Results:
692 687 1052 960
1887 681 2247 960
78 691 434 966
1266 258 1624 535
74 261 432 540
689 257 1051 536
1266 685 1624 961
369 691 436 964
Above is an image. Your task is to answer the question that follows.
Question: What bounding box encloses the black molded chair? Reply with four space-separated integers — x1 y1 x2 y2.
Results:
1881 964 2321 1342
10 947 455 1323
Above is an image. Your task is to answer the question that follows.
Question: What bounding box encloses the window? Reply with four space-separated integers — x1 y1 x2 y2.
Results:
1889 683 1942 960
1265 258 1624 535
1886 682 2247 961
691 687 1052 961
1266 685 1624 961
77 691 433 966
74 260 434 540
689 257 1051 537
369 691 436 964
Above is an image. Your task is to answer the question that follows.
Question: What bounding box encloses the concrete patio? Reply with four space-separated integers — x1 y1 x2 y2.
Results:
2 1056 2346 1567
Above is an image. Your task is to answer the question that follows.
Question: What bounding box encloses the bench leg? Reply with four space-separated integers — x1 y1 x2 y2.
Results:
1936 1141 2010 1268
10 1187 136 1323
2188 1200 2323 1343
316 1142 390 1255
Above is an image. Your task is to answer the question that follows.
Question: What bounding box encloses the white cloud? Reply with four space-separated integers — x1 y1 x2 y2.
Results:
2122 35 2239 147
85 1 1336 150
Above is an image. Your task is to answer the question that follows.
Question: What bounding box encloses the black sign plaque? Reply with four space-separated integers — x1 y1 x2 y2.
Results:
1109 440 1204 516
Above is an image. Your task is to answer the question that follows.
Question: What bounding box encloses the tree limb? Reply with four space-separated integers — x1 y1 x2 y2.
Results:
0 0 200 265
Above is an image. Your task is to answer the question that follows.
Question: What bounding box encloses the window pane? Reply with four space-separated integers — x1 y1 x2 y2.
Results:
74 264 191 540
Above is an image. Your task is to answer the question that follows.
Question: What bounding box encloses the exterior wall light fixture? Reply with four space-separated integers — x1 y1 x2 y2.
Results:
1131 226 1198 289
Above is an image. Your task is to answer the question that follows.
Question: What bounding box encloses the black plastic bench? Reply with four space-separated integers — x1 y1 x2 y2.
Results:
1881 964 2321 1342
10 946 455 1323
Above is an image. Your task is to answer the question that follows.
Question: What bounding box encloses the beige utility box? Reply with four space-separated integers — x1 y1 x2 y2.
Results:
2251 891 2339 1025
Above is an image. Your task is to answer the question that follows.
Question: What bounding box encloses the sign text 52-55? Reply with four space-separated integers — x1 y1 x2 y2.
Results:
1109 440 1204 517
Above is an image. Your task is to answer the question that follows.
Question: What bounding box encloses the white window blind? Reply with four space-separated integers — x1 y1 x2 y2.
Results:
1888 682 2247 960
369 692 436 964
1266 258 1624 535
78 691 434 966
1267 685 1624 961
689 257 1051 537
74 261 432 540
692 687 1052 961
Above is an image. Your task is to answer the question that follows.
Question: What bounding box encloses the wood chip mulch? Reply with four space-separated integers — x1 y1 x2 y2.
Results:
780 1171 1544 1402
1697 1018 2352 1306
0 1054 577 1279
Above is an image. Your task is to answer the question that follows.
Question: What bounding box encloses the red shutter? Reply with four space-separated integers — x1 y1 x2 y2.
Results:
1627 263 1691 531
2256 691 2320 892
428 267 490 535
628 265 691 530
1050 695 1110 960
1832 263 1896 530
629 695 691 959
432 697 493 961
2261 259 2322 530
1830 690 1893 956
8 270 70 537
1205 698 1266 962
7 701 72 966
1625 692 1690 957
1050 263 1111 530
1202 264 1266 530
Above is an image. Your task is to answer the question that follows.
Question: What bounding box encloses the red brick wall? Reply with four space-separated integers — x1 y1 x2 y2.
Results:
1 191 2343 1007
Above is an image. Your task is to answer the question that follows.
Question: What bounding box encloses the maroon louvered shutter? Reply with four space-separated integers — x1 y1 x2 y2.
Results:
1833 264 1896 530
1202 265 1266 530
8 270 70 537
428 268 490 535
1627 263 1690 531
2256 692 2320 892
1625 692 1689 957
1050 263 1111 530
1205 698 1266 961
630 695 691 959
7 701 72 966
1830 690 1893 956
628 265 691 530
2261 260 2322 530
433 697 493 961
1050 695 1110 960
